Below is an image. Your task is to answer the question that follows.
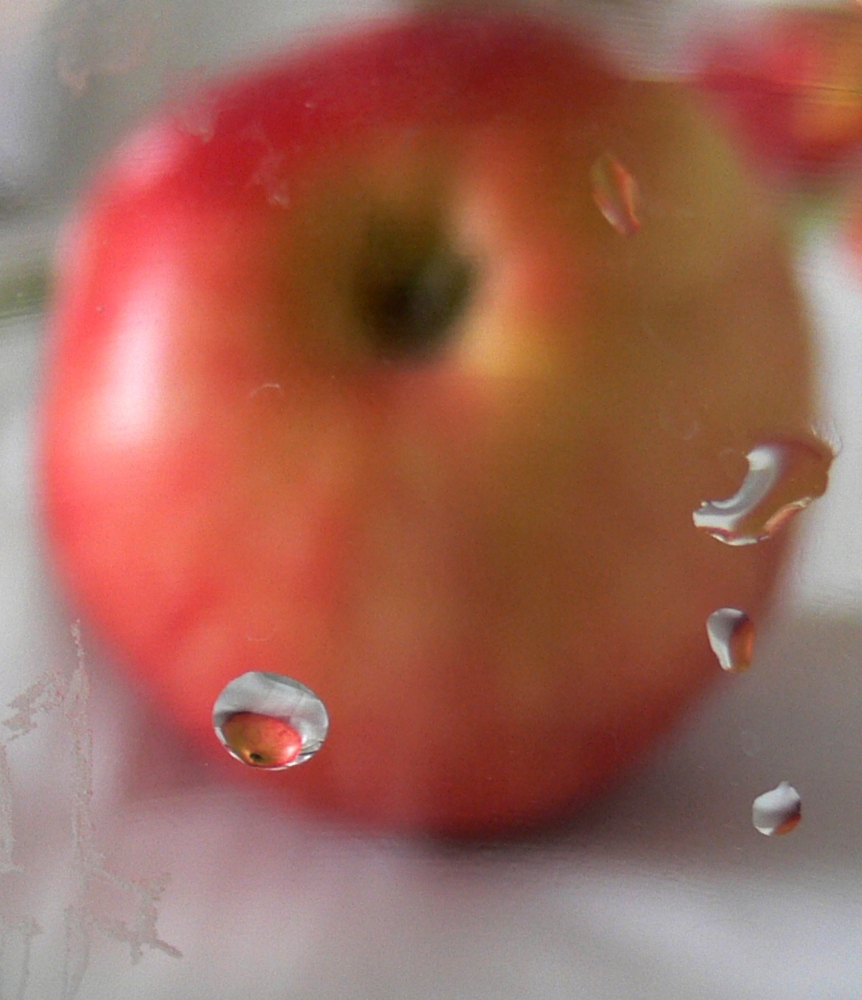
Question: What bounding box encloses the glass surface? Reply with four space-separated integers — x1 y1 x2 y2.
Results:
1 1 861 996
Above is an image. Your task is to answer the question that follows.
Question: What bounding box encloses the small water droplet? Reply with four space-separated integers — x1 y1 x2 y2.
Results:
706 607 754 673
248 382 284 401
243 126 291 208
693 439 832 545
679 418 702 442
178 96 218 143
213 672 328 769
53 0 156 94
251 150 291 207
752 781 801 836
590 152 642 236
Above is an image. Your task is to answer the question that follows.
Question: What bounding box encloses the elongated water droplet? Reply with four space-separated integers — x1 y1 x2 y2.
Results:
693 439 832 545
590 152 642 236
213 672 328 769
706 607 754 673
752 781 801 836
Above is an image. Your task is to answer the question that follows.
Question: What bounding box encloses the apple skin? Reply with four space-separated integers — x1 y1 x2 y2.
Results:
41 9 819 837
696 7 862 185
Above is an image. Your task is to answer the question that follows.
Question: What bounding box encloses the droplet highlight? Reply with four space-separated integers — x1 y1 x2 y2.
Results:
706 607 754 673
752 781 802 836
213 672 329 769
590 152 642 236
693 439 832 545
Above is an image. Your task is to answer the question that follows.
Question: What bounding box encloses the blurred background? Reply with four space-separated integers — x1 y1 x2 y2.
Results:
0 0 857 319
0 1 861 997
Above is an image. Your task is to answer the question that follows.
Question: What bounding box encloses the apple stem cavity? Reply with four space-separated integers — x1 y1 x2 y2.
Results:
355 219 476 361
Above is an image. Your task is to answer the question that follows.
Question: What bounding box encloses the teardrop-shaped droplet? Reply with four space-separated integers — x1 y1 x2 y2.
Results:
693 439 832 545
213 671 329 769
706 607 755 673
590 152 642 236
752 781 802 836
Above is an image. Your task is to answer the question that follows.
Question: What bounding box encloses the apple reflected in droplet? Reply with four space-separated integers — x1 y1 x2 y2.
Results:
220 712 304 769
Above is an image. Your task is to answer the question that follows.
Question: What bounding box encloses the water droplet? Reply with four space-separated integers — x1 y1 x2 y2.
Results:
53 0 156 93
693 439 832 545
165 70 219 142
178 96 218 143
248 382 284 402
238 139 289 207
752 781 801 837
590 152 642 236
250 149 291 208
706 607 754 673
213 672 329 769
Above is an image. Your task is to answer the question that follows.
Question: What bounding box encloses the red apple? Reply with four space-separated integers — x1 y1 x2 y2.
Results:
696 6 862 185
40 9 822 837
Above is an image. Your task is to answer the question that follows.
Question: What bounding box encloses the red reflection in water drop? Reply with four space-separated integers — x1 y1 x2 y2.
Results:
221 711 304 768
590 152 642 236
752 781 802 836
707 607 755 673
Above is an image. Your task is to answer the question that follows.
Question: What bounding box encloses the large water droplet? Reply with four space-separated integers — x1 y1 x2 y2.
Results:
693 439 832 545
590 152 642 236
752 781 802 836
706 607 754 673
213 672 328 769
